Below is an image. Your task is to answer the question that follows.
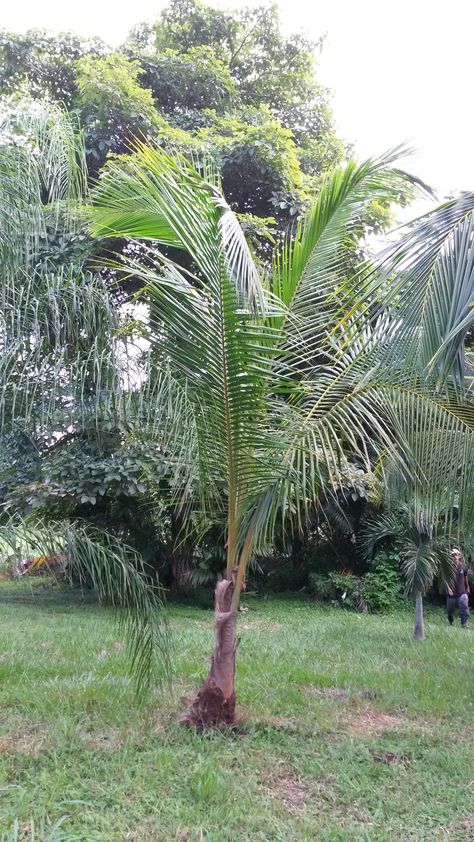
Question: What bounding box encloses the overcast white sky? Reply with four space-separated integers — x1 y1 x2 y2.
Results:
3 0 473 212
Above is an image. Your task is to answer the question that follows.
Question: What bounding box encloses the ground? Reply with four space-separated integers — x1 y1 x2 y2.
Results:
0 581 473 841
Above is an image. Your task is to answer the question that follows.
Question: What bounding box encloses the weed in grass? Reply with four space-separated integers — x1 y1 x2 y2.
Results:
190 760 232 805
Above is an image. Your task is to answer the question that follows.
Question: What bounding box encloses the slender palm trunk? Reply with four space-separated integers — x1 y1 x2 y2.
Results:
180 569 239 727
170 512 193 591
181 525 256 728
413 592 425 640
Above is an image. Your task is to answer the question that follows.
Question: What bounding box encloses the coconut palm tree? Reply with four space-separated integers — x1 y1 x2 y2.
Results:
89 143 474 725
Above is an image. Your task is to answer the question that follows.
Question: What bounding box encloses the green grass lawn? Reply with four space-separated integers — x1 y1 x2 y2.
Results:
0 581 473 841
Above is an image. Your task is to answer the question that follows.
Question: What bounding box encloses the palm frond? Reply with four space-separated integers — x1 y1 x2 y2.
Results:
0 98 87 274
271 149 425 355
0 517 170 692
370 192 474 385
91 142 265 308
400 539 438 596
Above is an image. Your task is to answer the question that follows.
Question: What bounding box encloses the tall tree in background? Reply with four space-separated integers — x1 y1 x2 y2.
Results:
0 1 344 228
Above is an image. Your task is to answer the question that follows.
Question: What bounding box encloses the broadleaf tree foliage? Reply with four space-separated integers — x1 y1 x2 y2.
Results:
0 0 346 228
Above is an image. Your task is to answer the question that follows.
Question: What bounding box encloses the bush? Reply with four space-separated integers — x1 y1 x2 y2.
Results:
308 572 335 601
309 553 405 613
361 556 405 613
309 570 367 610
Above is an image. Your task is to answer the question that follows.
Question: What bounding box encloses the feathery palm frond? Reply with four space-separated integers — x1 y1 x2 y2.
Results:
271 149 426 359
87 143 474 597
0 517 170 691
0 98 87 274
371 192 474 385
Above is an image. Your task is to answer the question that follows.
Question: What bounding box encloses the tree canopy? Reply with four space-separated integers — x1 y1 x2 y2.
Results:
0 1 345 227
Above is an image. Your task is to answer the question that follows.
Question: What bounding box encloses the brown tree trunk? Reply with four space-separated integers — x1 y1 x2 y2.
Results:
180 570 238 728
170 511 192 591
171 555 192 591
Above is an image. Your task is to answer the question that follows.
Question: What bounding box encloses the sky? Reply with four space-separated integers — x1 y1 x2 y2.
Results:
2 0 473 214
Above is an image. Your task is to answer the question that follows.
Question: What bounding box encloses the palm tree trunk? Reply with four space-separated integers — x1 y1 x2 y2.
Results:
170 511 193 591
181 524 256 728
413 592 425 640
171 555 192 591
180 570 238 727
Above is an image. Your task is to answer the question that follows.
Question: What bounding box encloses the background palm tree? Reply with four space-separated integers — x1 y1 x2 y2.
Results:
360 505 456 640
90 143 474 725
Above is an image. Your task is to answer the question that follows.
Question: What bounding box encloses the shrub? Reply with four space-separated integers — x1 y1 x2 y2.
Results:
309 553 405 613
361 556 405 613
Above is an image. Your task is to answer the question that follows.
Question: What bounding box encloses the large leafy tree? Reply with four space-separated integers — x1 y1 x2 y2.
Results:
0 1 345 229
90 143 474 726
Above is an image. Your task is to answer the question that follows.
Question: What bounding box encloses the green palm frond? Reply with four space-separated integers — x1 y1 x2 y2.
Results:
271 149 425 353
91 141 264 308
399 539 437 596
0 102 173 693
372 192 474 385
0 517 170 692
358 510 403 559
0 265 121 434
0 98 86 274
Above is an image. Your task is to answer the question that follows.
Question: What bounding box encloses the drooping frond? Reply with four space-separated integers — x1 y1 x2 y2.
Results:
400 540 441 597
358 509 404 560
0 517 170 692
359 505 455 597
0 98 87 274
0 265 121 434
371 193 474 385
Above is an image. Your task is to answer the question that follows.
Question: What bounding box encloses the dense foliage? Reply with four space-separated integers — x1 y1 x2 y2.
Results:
0 0 345 226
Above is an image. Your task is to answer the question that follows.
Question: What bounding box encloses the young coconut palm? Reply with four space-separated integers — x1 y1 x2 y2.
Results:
91 144 474 725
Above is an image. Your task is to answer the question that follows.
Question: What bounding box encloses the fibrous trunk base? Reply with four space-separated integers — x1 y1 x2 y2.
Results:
181 682 236 728
180 572 238 728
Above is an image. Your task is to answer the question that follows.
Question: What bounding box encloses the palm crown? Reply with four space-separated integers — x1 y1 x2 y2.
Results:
91 144 474 575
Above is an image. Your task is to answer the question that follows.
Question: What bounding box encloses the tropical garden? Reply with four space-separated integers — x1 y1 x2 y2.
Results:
0 2 473 837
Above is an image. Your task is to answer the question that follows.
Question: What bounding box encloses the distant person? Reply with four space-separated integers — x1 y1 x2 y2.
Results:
447 549 470 629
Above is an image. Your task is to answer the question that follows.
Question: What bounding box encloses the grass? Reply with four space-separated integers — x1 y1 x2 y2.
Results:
0 579 473 840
